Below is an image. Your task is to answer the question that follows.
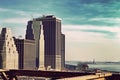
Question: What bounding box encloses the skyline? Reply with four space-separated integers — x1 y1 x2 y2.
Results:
0 0 120 61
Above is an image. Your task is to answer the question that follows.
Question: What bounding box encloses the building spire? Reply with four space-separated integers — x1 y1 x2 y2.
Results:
38 22 45 70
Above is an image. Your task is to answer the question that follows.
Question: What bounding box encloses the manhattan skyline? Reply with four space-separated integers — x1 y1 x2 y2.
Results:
0 0 120 61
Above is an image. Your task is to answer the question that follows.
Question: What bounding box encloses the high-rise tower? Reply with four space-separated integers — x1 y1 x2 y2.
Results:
0 28 18 69
38 23 45 70
14 38 36 70
26 15 65 70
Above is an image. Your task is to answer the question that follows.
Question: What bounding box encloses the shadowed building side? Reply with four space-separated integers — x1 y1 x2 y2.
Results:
14 38 36 70
0 36 4 68
26 21 34 40
61 34 65 70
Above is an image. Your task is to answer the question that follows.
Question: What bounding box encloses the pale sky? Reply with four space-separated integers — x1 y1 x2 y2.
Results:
0 0 120 61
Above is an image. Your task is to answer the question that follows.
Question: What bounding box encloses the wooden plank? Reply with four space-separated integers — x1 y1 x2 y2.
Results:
58 73 112 80
8 69 94 79
0 69 8 72
1 72 8 80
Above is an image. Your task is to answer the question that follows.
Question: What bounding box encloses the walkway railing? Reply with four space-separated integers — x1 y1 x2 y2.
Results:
0 69 94 80
0 69 113 80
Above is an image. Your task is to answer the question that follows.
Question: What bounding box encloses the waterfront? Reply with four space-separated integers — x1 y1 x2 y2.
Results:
66 61 120 72
89 64 120 72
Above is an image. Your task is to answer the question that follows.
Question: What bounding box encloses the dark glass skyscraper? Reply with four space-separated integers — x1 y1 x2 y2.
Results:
26 15 65 70
26 21 34 40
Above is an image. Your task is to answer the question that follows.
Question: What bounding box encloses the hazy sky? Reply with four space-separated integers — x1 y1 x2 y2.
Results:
0 0 120 61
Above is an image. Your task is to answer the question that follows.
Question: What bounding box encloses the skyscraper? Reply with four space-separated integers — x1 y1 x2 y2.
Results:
26 21 34 40
0 28 18 69
61 34 65 70
14 38 36 70
39 24 45 70
26 20 43 68
26 15 65 70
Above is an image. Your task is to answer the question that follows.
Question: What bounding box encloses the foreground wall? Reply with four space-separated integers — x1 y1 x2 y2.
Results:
106 74 120 80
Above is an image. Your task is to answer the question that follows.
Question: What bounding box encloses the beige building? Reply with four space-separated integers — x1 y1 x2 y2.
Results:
0 28 18 69
38 24 45 70
32 20 43 69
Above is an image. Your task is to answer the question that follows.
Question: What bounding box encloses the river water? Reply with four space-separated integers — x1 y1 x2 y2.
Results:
66 61 120 72
89 64 120 72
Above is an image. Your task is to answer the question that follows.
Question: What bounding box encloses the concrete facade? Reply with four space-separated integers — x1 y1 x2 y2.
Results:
32 20 42 68
26 15 65 70
61 34 65 70
39 24 45 70
0 28 18 69
14 38 36 70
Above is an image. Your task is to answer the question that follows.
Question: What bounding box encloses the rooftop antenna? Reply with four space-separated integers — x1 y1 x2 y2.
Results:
18 35 22 39
30 14 33 20
42 15 46 18
93 59 95 64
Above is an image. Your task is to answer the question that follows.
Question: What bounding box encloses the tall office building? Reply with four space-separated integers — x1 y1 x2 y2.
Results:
0 28 18 69
26 21 34 40
14 38 36 70
26 15 65 70
26 20 43 68
39 24 45 70
61 34 65 70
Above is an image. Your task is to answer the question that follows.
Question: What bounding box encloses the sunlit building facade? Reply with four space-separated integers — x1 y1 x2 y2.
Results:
0 28 18 69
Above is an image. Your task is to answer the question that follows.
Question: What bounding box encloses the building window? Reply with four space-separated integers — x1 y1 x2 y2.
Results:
6 35 8 37
9 48 10 53
7 42 9 46
11 44 13 47
10 38 12 41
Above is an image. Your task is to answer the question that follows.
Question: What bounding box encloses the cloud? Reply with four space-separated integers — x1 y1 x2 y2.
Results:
63 25 120 61
66 41 120 61
0 8 42 24
60 0 120 26
0 7 28 16
14 10 42 17
63 17 120 26
62 25 120 42
1 0 120 26
2 18 30 24
0 7 42 18
0 8 9 12
80 29 117 39
90 18 120 24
